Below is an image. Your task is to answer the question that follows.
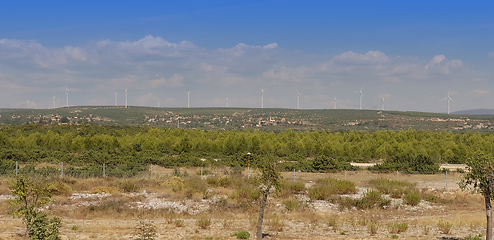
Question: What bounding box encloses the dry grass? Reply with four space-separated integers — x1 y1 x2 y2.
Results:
0 169 488 239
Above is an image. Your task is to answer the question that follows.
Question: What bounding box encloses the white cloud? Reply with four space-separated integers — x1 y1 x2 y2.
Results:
0 35 481 111
135 93 159 106
148 74 184 88
470 90 490 97
333 50 389 64
263 43 278 49
425 54 463 74
263 66 312 81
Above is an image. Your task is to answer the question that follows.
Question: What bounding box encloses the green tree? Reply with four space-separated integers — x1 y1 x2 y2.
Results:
8 177 62 240
460 154 494 240
256 158 282 240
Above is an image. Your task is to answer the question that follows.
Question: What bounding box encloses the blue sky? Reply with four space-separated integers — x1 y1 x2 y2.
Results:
1 1 493 112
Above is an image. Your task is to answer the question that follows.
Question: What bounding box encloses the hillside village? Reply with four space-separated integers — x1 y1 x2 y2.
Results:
1 107 493 132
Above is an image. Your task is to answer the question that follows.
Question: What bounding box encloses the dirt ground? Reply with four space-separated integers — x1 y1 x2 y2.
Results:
0 168 487 240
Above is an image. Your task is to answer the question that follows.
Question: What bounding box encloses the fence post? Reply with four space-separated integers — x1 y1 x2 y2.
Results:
345 170 347 181
293 169 295 181
446 171 448 190
16 161 18 176
397 170 399 181
103 163 105 177
61 162 63 178
150 164 153 179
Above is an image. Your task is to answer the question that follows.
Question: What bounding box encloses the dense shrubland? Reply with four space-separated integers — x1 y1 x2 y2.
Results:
0 124 490 174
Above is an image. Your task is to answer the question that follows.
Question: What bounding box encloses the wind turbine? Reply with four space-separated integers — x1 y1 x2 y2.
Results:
65 87 69 108
53 96 56 109
333 95 337 110
354 84 364 110
158 99 160 108
296 91 300 109
187 91 190 108
125 89 128 108
226 97 229 108
441 90 454 114
381 98 385 111
261 88 264 109
115 92 118 107
26 100 29 109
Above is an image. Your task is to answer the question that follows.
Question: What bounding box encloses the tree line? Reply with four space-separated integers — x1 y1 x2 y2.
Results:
0 124 492 167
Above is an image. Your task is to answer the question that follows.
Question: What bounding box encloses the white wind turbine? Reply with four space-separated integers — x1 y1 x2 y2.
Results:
296 91 300 109
115 92 118 107
226 97 229 107
441 90 454 114
65 87 69 108
381 97 385 111
125 89 128 108
333 95 337 110
261 88 264 109
158 99 160 108
354 84 364 110
53 96 56 109
187 91 190 108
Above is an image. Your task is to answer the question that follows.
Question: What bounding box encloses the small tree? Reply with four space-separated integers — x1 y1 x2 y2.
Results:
8 177 62 240
460 154 494 240
256 159 282 240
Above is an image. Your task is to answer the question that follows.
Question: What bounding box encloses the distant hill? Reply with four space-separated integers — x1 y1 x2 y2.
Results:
452 109 494 115
1 106 493 132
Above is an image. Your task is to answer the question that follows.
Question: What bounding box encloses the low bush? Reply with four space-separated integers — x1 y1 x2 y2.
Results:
206 175 232 188
368 154 440 174
196 218 212 229
368 222 378 234
283 199 302 211
437 220 453 234
309 178 356 200
233 231 250 239
119 181 140 193
368 178 415 198
281 180 306 195
174 219 185 227
388 223 408 234
403 192 421 206
46 182 73 196
339 190 391 210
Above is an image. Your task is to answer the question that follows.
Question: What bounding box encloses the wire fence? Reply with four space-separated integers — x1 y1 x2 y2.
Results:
2 161 243 179
2 161 454 190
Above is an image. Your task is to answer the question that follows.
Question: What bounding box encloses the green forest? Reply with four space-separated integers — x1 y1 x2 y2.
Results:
0 124 492 175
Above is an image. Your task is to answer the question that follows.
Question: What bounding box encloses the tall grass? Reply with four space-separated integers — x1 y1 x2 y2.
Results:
309 178 356 200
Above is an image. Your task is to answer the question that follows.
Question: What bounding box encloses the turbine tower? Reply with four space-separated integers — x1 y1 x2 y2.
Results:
125 89 128 108
333 96 337 110
53 96 56 109
261 88 264 109
65 87 69 108
27 100 29 109
381 98 385 111
226 97 229 107
354 84 364 110
441 90 454 114
296 91 300 109
158 99 160 108
115 92 118 107
187 91 190 108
